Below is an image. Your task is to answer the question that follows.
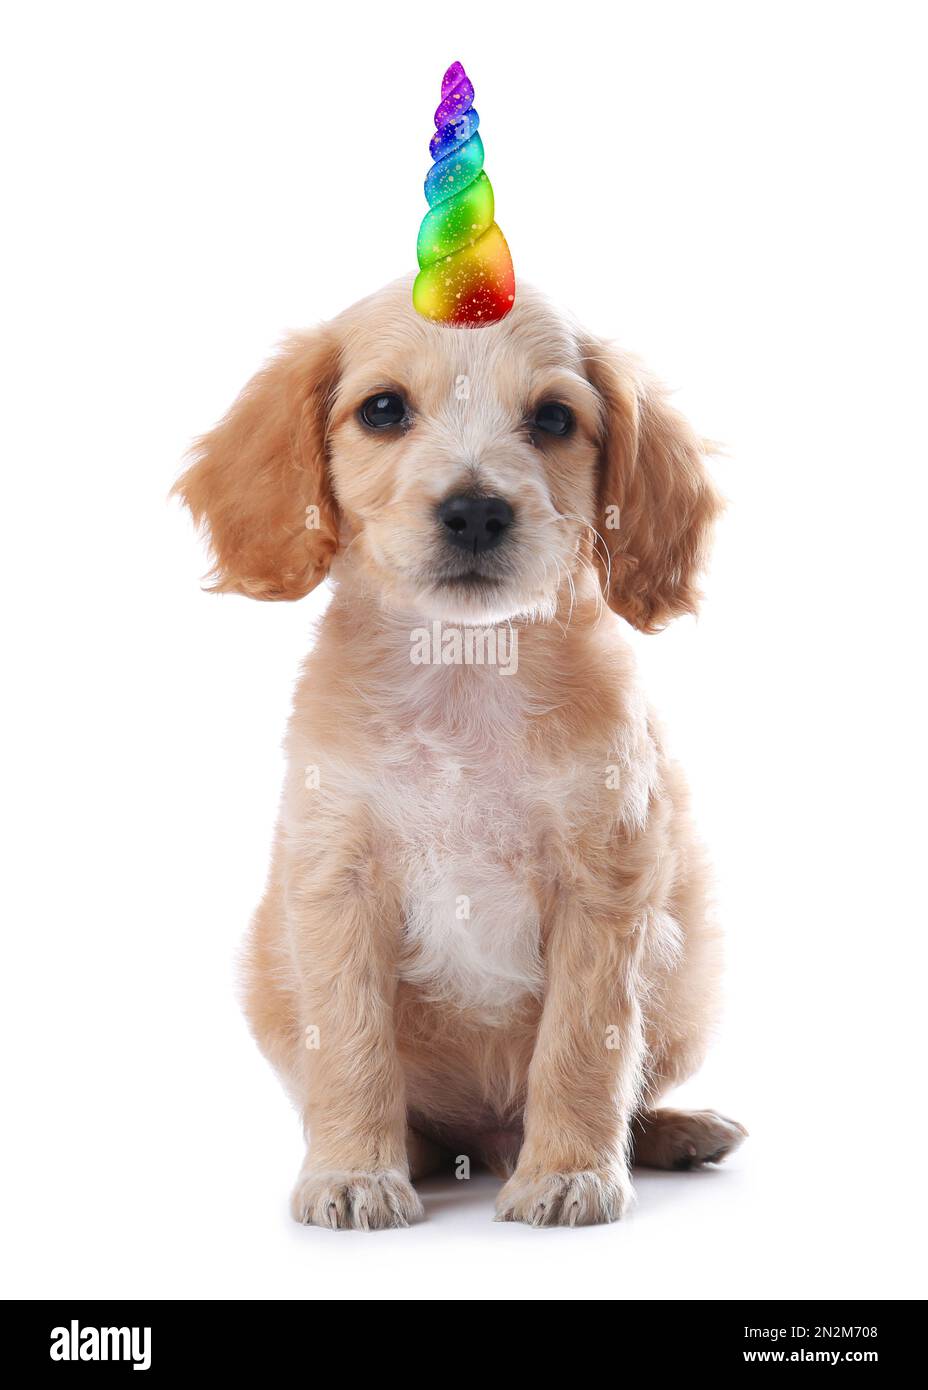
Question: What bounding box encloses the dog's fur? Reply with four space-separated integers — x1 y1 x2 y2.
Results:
176 277 746 1228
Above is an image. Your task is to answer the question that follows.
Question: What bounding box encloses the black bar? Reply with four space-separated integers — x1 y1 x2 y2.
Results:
0 1300 920 1373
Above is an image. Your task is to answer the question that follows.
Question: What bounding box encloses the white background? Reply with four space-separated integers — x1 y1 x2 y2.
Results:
2 0 926 1300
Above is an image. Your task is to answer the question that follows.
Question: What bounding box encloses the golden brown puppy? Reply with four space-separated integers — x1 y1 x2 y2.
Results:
176 277 746 1228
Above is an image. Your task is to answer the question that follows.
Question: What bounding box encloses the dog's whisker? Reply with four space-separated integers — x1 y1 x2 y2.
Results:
564 563 577 628
549 511 614 598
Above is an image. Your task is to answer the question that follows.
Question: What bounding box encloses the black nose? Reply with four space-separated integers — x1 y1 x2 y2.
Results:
437 495 514 554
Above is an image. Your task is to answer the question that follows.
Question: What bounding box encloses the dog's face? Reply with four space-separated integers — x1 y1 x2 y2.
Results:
176 278 721 632
326 280 601 623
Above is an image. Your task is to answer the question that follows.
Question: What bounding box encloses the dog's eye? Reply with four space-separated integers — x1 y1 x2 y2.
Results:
533 401 574 437
360 392 407 429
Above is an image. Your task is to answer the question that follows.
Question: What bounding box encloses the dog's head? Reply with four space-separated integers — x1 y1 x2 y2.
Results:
175 278 721 631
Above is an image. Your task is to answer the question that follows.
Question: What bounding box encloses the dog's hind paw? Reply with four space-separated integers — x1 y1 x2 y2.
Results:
495 1166 633 1227
632 1108 748 1170
290 1168 424 1230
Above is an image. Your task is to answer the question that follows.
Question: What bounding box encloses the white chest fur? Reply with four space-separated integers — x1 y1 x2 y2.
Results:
334 657 576 1022
395 750 548 1020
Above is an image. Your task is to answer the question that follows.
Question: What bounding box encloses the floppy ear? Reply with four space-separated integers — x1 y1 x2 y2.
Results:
584 340 723 632
173 328 340 600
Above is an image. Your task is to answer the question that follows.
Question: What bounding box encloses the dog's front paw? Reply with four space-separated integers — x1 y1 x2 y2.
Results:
495 1166 633 1227
290 1168 424 1230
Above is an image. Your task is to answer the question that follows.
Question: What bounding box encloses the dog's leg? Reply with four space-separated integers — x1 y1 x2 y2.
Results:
632 1108 747 1170
495 891 645 1227
406 1127 445 1181
288 834 423 1231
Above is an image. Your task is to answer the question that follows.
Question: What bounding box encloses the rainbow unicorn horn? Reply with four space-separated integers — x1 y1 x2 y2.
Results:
413 61 516 326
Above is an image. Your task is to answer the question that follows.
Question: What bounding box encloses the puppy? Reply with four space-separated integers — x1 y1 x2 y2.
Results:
176 277 746 1228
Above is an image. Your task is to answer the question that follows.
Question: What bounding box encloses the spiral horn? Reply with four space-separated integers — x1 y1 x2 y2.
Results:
413 62 516 326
